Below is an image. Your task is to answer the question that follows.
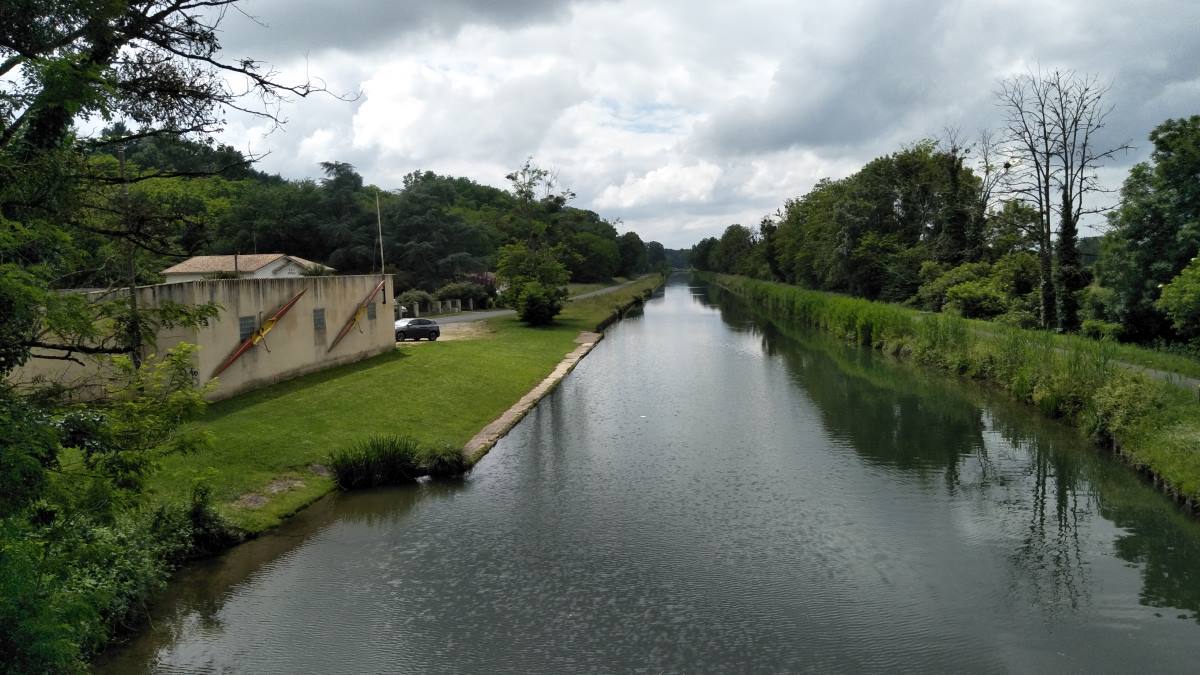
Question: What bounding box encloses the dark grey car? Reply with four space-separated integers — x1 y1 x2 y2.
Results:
395 318 440 341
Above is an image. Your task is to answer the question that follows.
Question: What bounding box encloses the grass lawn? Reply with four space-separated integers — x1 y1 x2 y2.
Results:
146 275 662 533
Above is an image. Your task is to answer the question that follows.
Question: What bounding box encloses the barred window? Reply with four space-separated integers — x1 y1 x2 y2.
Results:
238 316 257 342
313 308 327 345
367 302 377 320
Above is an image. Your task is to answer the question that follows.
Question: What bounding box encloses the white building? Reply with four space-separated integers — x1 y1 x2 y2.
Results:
161 253 333 283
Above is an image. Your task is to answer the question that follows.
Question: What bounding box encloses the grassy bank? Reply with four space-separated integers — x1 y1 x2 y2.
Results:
709 273 1200 509
145 274 663 533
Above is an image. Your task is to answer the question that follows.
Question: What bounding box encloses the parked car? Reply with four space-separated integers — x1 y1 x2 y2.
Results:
395 318 440 341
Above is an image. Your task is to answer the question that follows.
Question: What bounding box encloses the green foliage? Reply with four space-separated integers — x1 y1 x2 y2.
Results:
0 343 220 670
0 390 59 517
496 242 570 325
299 265 333 277
398 289 434 311
328 435 468 489
1082 319 1123 340
1098 116 1200 342
916 262 992 311
944 279 1007 319
434 281 488 304
515 281 566 326
1155 257 1200 341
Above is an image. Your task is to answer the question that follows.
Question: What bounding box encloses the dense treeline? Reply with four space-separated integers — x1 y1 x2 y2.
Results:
75 133 667 295
692 94 1200 349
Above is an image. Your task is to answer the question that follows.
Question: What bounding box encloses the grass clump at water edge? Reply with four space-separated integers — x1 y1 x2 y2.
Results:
328 435 470 489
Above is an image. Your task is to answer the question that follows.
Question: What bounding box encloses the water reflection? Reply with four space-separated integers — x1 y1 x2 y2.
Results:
704 277 1200 625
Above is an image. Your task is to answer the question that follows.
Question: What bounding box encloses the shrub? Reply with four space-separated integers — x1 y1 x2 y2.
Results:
516 281 567 325
944 280 1007 319
1084 371 1163 446
1081 319 1122 340
996 309 1039 329
915 262 992 311
398 289 433 313
328 435 469 489
434 281 488 304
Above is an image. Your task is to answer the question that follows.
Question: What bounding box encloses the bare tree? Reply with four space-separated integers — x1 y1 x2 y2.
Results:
998 72 1058 329
997 68 1129 330
973 128 1009 226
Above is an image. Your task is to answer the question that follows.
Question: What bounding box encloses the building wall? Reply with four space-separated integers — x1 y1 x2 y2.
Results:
9 275 395 401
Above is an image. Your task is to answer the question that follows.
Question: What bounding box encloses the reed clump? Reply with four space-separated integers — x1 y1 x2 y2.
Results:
710 273 1200 509
328 435 469 489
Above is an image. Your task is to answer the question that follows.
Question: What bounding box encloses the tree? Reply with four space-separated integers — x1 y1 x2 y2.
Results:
1097 116 1200 341
495 242 570 325
617 230 648 277
1155 258 1200 342
998 72 1060 329
999 69 1129 331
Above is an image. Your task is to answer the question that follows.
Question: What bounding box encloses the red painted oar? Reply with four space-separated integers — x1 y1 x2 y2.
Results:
211 289 307 378
327 278 387 353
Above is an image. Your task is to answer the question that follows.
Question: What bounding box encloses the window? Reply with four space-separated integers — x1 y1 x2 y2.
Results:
238 316 257 342
367 302 377 320
313 308 326 345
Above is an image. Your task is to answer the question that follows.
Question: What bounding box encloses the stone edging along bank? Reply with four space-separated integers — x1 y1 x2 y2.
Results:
462 281 661 465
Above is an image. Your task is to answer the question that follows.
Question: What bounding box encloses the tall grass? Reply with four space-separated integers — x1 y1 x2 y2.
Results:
328 435 469 489
710 273 1200 509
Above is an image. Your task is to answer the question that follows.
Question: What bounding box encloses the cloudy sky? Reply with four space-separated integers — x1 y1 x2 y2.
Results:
210 0 1200 247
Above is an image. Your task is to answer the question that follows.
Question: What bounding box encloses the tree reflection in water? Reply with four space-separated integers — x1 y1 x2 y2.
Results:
703 278 1200 624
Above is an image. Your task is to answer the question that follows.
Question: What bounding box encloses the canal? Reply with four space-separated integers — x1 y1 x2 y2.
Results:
100 275 1200 673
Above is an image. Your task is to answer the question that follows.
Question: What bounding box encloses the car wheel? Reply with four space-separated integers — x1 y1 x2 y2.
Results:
397 332 407 341
430 333 439 341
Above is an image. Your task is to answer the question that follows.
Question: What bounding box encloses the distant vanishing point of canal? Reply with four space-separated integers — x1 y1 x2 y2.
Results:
101 275 1200 673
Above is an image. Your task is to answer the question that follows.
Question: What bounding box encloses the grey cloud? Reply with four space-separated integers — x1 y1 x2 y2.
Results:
214 0 605 59
698 0 1200 165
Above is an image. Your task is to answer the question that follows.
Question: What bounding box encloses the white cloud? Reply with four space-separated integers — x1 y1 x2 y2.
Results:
595 162 723 208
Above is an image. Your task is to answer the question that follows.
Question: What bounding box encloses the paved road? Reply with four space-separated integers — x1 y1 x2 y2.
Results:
431 276 651 325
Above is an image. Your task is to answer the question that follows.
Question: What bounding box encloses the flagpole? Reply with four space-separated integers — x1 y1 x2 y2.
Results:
376 190 385 277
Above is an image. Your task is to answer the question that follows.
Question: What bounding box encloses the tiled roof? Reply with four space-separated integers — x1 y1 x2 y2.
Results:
161 254 333 275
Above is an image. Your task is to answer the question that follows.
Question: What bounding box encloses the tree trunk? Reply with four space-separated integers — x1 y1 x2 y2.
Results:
1055 196 1085 332
1039 222 1057 329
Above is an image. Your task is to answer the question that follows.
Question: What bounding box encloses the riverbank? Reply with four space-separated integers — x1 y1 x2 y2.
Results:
146 274 663 534
708 273 1200 512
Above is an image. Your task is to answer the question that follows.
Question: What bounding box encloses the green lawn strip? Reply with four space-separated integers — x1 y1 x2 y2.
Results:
146 274 662 534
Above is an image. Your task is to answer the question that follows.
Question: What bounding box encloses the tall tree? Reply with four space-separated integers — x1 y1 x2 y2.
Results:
999 69 1129 331
998 72 1059 329
1097 116 1200 341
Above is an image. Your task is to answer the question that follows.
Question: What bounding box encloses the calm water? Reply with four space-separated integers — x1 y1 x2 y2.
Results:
100 276 1200 673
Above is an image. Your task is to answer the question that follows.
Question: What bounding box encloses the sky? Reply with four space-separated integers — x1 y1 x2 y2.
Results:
208 0 1200 248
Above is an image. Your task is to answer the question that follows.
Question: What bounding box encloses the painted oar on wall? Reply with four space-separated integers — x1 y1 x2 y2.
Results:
327 278 387 353
211 288 307 378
